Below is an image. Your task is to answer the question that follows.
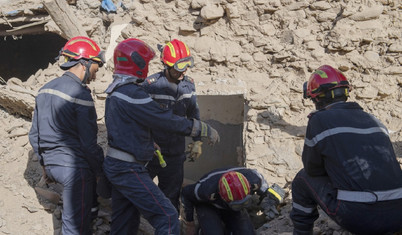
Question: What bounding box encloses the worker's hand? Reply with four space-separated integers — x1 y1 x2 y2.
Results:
260 183 285 221
153 142 161 152
267 183 285 205
191 119 220 145
184 220 196 235
186 141 203 162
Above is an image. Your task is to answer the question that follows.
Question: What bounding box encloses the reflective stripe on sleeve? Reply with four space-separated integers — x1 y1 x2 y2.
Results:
305 127 389 147
110 92 153 104
178 92 195 101
38 89 94 107
149 91 195 102
292 202 315 214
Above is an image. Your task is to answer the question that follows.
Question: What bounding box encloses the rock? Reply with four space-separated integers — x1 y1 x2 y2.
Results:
388 43 402 53
200 4 224 20
363 51 380 62
350 5 384 21
310 1 331 10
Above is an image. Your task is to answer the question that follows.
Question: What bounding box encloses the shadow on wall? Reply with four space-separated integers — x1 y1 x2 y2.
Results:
256 109 307 138
255 109 402 161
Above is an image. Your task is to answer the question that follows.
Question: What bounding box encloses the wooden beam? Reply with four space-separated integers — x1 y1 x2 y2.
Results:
0 24 46 36
42 0 87 39
6 19 49 33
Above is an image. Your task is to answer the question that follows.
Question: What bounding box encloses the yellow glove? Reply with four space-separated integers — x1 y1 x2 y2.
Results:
186 141 203 162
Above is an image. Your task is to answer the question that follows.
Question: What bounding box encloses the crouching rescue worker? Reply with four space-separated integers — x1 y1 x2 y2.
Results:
29 36 105 235
181 167 285 235
291 65 402 235
102 38 220 235
142 39 202 215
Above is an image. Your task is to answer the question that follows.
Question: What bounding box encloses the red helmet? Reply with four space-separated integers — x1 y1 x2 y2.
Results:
113 38 155 79
60 36 105 69
161 39 194 72
219 171 250 203
304 65 350 99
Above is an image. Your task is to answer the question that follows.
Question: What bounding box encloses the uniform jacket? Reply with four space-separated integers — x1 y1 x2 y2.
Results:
142 71 200 155
29 71 104 175
105 74 195 162
181 167 269 221
302 101 402 191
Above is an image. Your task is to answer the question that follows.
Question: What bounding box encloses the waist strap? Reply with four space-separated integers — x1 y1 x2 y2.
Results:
107 147 146 165
337 187 402 203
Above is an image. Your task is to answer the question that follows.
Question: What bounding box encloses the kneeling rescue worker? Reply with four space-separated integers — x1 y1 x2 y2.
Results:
290 65 402 235
181 167 285 235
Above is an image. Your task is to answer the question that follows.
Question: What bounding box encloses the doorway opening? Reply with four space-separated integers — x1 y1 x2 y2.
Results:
184 94 245 182
0 33 67 82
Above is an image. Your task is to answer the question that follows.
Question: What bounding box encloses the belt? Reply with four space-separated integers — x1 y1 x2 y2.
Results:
107 147 146 165
337 187 402 203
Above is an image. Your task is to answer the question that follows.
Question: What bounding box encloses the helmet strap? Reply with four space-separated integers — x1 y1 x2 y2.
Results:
81 60 93 84
313 93 348 110
165 66 183 84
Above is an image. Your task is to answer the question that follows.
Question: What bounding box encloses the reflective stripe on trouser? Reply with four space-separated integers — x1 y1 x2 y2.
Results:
103 156 179 235
290 169 402 235
46 166 95 235
337 187 402 202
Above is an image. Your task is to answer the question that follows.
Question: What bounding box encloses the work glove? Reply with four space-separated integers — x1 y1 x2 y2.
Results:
186 141 203 162
191 119 220 145
260 183 285 221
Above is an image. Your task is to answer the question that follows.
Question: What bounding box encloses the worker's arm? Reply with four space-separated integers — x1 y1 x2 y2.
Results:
76 96 104 176
28 104 44 165
302 117 327 176
181 183 198 222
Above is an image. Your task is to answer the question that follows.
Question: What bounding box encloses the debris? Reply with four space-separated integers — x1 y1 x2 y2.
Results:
34 187 61 205
42 0 87 39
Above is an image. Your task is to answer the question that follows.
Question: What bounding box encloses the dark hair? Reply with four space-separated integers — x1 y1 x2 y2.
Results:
313 87 348 110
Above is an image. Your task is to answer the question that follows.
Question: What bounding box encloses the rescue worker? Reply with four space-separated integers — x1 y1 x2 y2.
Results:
29 36 105 235
181 167 285 235
141 39 201 214
103 38 220 235
291 65 402 235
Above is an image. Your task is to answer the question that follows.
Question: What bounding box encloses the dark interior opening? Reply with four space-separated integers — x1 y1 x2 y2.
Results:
0 33 67 82
184 94 245 182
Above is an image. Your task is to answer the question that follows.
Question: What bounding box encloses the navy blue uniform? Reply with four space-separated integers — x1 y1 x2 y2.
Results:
29 71 104 235
290 102 402 235
181 167 269 234
103 74 202 235
141 71 200 212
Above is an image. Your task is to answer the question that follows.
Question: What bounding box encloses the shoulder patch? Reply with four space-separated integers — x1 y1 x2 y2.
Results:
147 77 157 84
185 76 194 84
